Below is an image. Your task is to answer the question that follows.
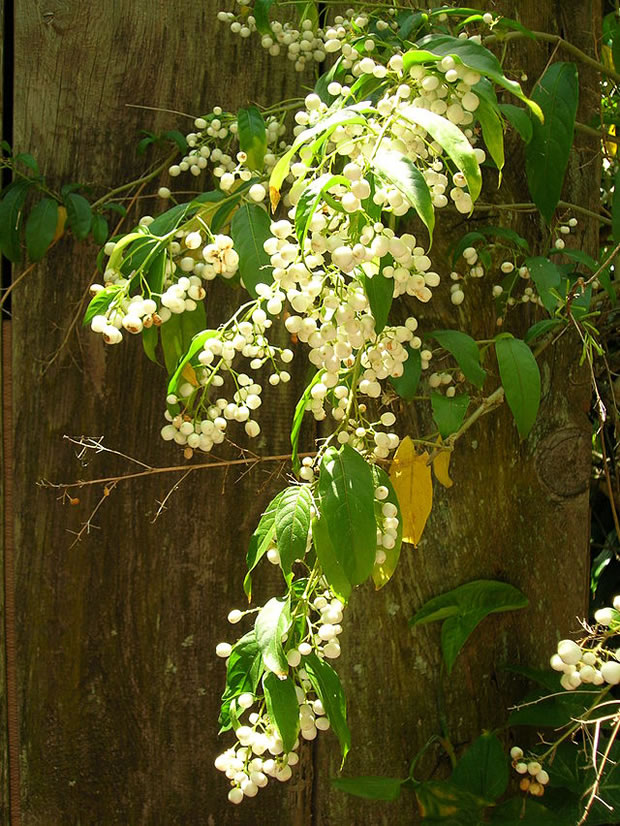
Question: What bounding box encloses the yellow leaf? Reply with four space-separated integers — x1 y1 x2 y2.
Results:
432 438 453 488
53 205 67 243
269 185 281 212
181 363 199 387
606 123 617 158
389 436 433 546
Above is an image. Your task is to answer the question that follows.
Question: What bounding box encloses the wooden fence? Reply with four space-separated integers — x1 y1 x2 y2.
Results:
1 1 598 824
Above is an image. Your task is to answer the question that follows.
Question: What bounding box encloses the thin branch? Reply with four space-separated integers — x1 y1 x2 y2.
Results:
472 201 613 226
484 30 620 85
151 468 194 522
577 715 620 826
576 121 620 145
38 450 318 491
42 181 148 373
66 481 117 548
64 435 152 469
0 237 60 311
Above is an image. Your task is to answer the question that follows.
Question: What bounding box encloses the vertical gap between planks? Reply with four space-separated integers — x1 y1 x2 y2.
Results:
2 0 20 822
2 319 20 826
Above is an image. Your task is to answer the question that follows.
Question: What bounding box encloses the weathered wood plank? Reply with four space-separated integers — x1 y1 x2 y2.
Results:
10 0 599 824
0 0 15 821
12 2 313 823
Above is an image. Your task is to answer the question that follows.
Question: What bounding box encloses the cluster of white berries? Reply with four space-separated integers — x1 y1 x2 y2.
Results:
510 747 549 798
221 5 498 75
214 587 345 802
549 596 620 690
89 288 160 344
162 106 284 192
374 485 400 562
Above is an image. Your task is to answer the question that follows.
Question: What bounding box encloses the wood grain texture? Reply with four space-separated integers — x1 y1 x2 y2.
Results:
8 1 599 824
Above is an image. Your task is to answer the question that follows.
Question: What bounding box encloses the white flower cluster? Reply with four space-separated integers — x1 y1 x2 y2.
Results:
160 309 296 454
374 485 400 561
214 711 302 804
510 747 549 798
89 289 159 344
550 596 620 690
163 106 284 189
220 5 497 74
90 230 240 347
215 588 345 802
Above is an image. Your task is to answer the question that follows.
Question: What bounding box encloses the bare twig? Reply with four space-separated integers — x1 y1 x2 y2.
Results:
577 714 620 826
64 435 152 470
66 481 117 548
38 448 318 492
151 468 194 522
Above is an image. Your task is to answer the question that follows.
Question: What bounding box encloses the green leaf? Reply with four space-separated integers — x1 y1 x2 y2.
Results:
389 346 422 400
397 106 482 202
275 485 313 579
83 284 123 326
15 152 40 174
25 197 58 262
254 0 274 34
414 34 543 119
431 392 470 438
230 204 273 298
410 579 528 673
476 95 504 174
451 732 508 801
495 336 541 439
145 250 167 295
524 319 562 345
159 301 207 375
295 0 318 28
237 105 267 172
415 780 489 822
91 214 109 245
295 173 350 249
398 10 427 39
525 62 579 224
370 465 402 590
65 192 92 240
303 652 350 764
450 231 485 265
489 797 567 825
315 58 346 104
255 597 290 676
161 129 188 154
372 149 435 243
499 103 533 144
269 107 370 201
451 226 529 266
360 256 394 335
290 371 322 473
431 330 486 389
524 256 562 313
244 491 285 599
142 325 159 364
331 776 402 801
263 673 300 753
148 191 224 237
316 444 377 589
166 329 216 398
219 630 264 731
550 247 597 271
0 180 32 261
311 514 351 602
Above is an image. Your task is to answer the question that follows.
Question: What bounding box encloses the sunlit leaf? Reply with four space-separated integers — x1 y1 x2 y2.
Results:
389 436 433 546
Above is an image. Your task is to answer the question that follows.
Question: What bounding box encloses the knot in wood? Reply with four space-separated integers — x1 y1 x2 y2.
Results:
535 427 590 499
